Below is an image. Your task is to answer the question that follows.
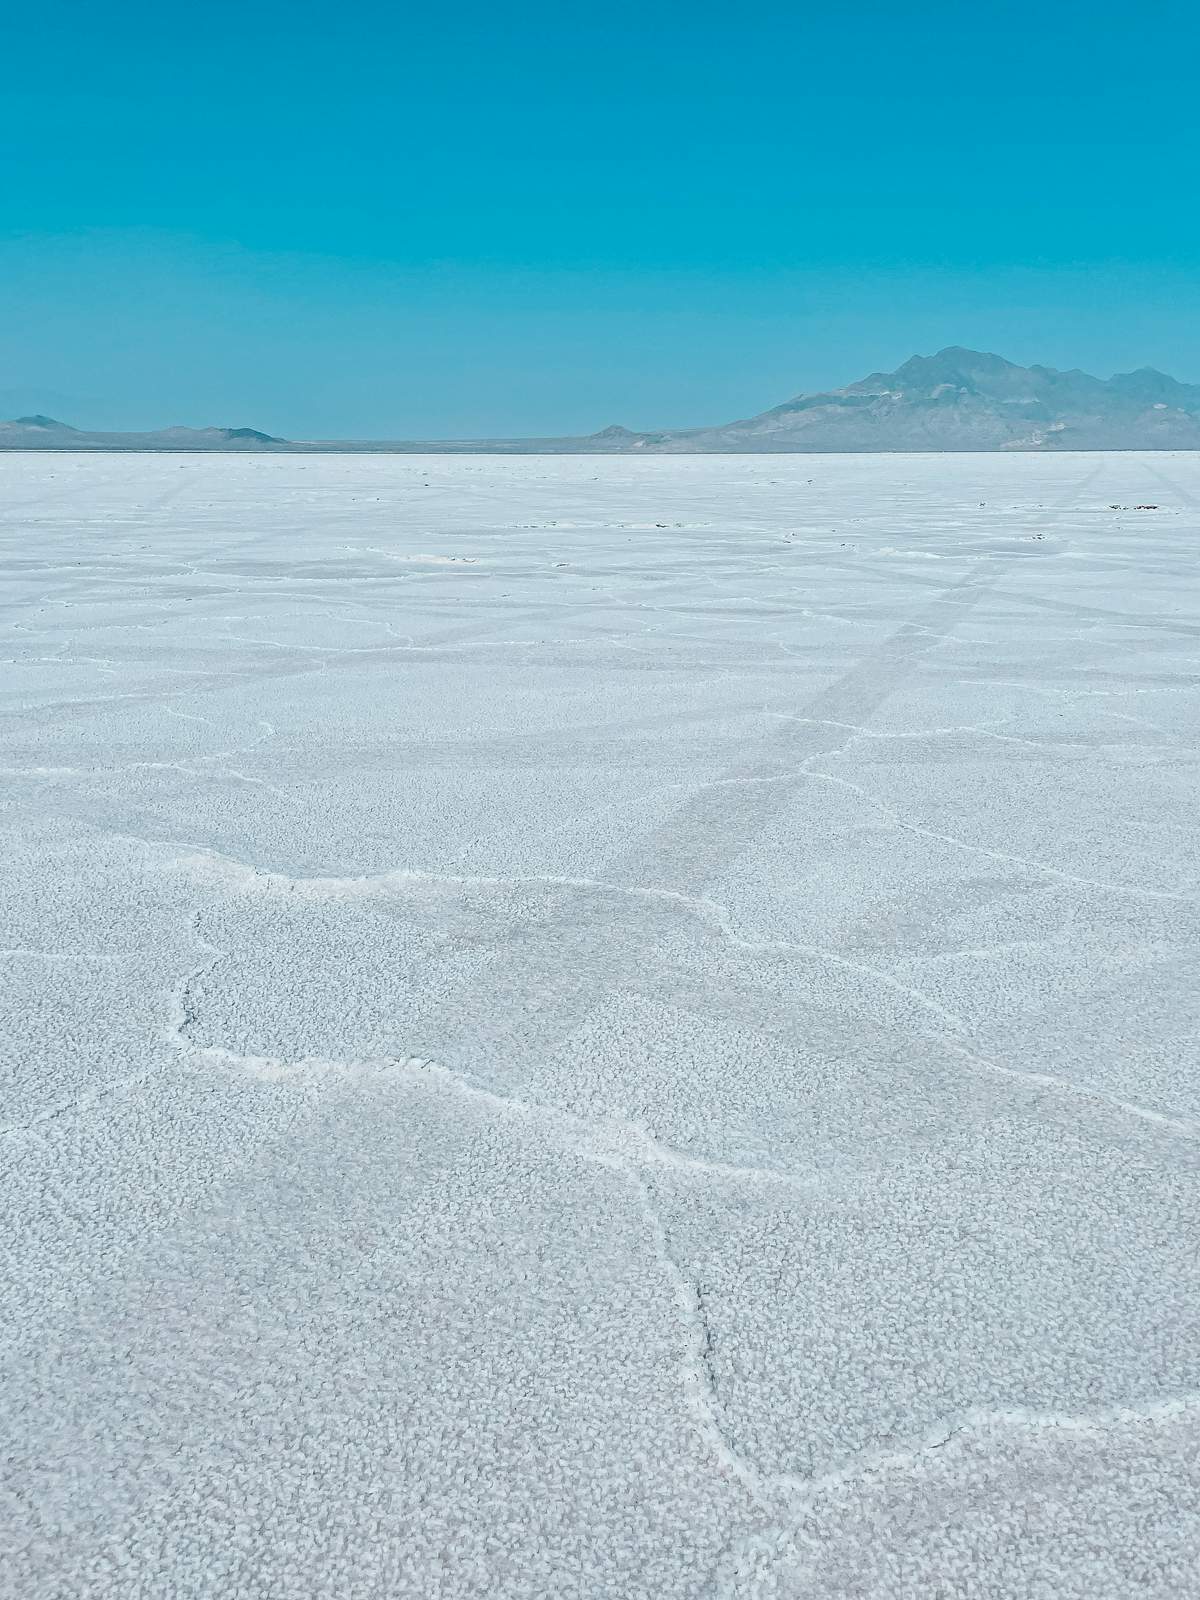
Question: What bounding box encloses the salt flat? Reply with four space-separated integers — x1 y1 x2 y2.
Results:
3 450 1199 1598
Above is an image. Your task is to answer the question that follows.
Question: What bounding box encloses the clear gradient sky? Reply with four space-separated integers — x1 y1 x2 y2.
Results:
3 0 1198 438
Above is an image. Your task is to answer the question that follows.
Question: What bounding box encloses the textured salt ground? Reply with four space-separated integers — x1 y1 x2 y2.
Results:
2 451 1199 1598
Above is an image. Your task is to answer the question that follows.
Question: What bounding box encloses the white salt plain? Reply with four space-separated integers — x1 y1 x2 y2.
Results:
2 450 1199 1597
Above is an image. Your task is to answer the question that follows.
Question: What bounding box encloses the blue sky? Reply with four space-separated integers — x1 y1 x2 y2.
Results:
3 0 1198 437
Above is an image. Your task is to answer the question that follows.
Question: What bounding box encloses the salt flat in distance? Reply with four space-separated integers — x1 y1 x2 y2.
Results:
3 451 1199 1598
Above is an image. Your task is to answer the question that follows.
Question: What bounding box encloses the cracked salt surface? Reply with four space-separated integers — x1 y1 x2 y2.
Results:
2 451 1200 1598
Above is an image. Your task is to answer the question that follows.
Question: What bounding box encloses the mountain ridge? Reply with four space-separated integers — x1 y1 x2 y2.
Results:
688 347 1200 452
3 349 1199 452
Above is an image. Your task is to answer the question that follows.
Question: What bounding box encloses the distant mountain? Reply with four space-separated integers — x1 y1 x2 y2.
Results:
0 417 285 450
3 350 1199 452
645 347 1200 452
